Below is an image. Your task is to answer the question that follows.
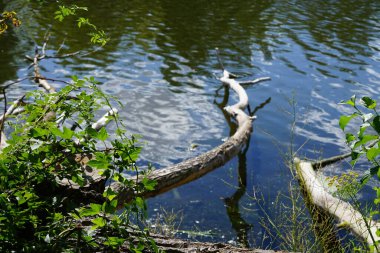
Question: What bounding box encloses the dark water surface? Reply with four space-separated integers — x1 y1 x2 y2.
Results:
1 0 380 249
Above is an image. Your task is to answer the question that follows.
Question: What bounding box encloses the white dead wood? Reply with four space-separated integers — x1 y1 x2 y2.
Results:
294 158 380 248
0 95 25 125
91 108 118 130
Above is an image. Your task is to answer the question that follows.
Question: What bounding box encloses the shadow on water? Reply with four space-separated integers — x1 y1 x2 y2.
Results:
224 139 252 248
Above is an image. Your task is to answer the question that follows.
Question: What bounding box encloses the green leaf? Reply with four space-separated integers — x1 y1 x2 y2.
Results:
142 177 157 191
373 116 380 135
358 124 369 139
50 126 62 138
353 135 378 150
91 217 106 229
339 95 356 107
15 192 26 205
350 152 362 166
71 174 85 186
366 147 380 161
339 114 358 131
87 160 108 170
103 188 118 201
54 213 63 221
360 172 371 185
80 203 102 216
104 237 125 248
71 75 78 82
110 199 118 209
375 187 380 197
361 97 377 109
62 126 74 139
97 127 108 141
87 153 110 169
345 133 356 143
30 127 49 138
86 127 98 138
135 197 145 210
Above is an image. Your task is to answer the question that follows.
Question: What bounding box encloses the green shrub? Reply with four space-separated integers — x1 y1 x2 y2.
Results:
0 76 157 252
339 95 380 250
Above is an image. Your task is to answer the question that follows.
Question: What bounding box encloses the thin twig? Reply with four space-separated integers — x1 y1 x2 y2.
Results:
0 95 25 125
41 31 50 57
250 97 271 117
1 76 31 89
34 76 71 85
215 47 225 71
239 77 271 85
311 140 377 170
45 47 102 59
57 38 66 54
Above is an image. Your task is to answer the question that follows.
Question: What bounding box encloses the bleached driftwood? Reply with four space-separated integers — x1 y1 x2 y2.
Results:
0 95 25 125
0 95 26 150
114 69 270 201
33 50 56 93
294 158 380 248
91 108 118 130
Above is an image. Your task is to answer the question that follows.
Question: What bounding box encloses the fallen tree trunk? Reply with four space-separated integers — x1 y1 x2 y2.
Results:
294 158 380 249
113 70 269 202
142 233 296 253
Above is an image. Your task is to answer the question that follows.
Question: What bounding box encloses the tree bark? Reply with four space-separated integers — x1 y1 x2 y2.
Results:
146 233 296 253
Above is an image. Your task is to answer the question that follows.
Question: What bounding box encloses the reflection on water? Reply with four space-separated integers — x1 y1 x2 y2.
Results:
224 143 252 248
1 0 380 248
219 92 272 247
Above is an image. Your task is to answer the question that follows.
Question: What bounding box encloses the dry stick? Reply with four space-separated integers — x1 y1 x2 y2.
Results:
0 95 25 125
113 68 270 204
33 47 56 93
56 38 66 54
41 32 50 56
35 76 71 85
310 141 377 170
1 76 31 89
294 158 380 248
3 76 70 88
25 46 102 61
91 108 118 130
240 77 271 85
0 94 26 150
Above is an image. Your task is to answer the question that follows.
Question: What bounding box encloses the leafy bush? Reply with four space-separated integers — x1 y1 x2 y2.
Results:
339 95 380 249
0 77 157 252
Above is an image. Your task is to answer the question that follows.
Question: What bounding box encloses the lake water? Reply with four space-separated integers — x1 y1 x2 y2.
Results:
1 0 380 249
